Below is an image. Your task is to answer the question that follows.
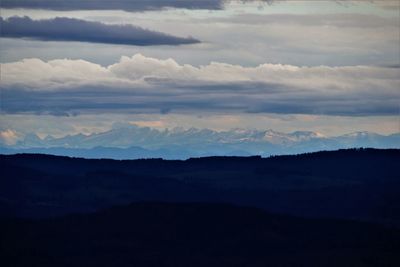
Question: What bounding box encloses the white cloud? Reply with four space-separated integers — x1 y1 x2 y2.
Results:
1 54 399 116
3 53 399 88
0 129 19 145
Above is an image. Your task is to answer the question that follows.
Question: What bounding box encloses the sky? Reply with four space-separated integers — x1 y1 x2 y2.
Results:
0 0 399 143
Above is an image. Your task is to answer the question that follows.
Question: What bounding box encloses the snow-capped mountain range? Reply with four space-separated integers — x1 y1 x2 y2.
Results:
1 124 399 159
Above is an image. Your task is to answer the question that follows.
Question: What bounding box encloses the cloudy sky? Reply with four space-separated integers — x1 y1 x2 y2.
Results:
0 0 399 142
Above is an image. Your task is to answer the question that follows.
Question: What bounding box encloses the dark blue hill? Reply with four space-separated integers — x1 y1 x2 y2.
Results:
1 148 399 224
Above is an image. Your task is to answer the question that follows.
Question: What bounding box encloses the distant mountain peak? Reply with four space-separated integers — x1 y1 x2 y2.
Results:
3 125 398 158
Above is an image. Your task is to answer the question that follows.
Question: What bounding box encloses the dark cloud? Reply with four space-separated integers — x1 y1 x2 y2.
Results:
1 81 398 117
0 16 200 46
0 0 225 11
0 0 278 11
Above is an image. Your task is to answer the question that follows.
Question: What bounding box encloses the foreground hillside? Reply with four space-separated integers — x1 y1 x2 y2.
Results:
1 202 399 267
1 148 399 225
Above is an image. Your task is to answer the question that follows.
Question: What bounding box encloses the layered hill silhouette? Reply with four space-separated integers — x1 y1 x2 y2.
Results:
1 148 399 225
1 202 399 267
1 148 400 266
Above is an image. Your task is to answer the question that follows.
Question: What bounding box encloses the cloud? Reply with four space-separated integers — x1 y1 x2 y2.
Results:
208 13 399 28
1 1 398 68
0 129 19 145
0 16 200 46
1 54 399 116
0 0 395 11
367 0 400 9
0 0 225 11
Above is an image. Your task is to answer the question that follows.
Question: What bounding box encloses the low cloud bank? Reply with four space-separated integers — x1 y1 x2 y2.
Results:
1 54 399 116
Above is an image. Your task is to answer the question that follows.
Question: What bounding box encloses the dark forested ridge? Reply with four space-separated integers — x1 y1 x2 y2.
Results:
0 148 399 222
1 148 399 224
1 148 400 267
1 202 400 267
